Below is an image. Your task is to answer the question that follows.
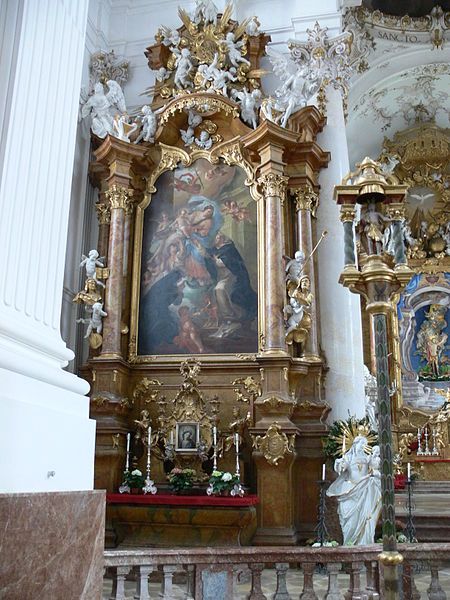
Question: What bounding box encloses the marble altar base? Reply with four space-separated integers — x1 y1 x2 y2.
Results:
0 490 105 600
106 494 258 548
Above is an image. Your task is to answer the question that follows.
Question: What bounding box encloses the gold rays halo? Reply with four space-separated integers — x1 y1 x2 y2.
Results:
335 421 378 458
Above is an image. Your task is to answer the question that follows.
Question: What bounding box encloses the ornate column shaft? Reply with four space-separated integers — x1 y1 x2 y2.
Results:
386 203 407 266
293 185 320 358
101 184 133 358
258 171 289 356
340 204 357 267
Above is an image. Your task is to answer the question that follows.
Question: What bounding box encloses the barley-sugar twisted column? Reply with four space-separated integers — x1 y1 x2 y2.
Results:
258 171 289 356
101 184 133 358
293 184 320 358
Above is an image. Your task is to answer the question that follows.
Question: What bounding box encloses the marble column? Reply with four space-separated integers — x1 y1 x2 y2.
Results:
258 171 289 356
101 184 133 358
316 86 365 421
293 186 321 359
95 193 111 261
0 0 97 492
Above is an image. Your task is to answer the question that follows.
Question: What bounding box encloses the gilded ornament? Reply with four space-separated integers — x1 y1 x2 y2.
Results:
112 433 120 449
232 376 262 403
105 184 134 211
292 185 319 217
339 204 356 223
95 202 111 225
252 423 295 466
258 172 288 198
133 378 163 404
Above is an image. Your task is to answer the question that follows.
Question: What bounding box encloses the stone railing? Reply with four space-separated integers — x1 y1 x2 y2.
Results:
104 543 450 599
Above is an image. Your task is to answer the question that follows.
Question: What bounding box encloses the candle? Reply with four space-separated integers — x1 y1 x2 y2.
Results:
235 432 239 452
170 431 174 445
407 462 411 481
213 426 217 446
322 463 326 481
147 427 152 465
126 432 131 453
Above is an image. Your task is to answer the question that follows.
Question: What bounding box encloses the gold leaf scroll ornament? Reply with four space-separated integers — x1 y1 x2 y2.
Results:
252 423 295 466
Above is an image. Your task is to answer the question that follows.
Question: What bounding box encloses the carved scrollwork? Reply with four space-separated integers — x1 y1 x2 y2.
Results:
232 375 262 404
133 378 163 404
95 202 111 225
252 423 295 466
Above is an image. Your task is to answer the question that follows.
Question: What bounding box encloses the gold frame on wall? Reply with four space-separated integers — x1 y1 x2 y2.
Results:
128 139 263 364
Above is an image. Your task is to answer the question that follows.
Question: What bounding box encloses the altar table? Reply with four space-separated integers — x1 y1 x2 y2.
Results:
106 493 259 548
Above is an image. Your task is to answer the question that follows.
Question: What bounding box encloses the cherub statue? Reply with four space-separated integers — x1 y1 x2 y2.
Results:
77 301 107 338
193 0 219 26
232 88 262 129
174 48 194 89
134 105 158 144
246 17 260 36
112 113 138 142
223 32 251 68
155 66 170 82
73 278 102 306
81 80 127 138
284 296 305 342
181 109 203 146
285 250 306 296
210 65 237 96
160 26 181 48
194 130 213 149
80 249 105 288
262 48 320 128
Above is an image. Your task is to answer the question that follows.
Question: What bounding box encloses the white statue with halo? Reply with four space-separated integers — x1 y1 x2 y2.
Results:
326 435 382 545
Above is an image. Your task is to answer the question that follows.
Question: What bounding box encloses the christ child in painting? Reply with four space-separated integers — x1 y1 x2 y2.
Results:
174 306 205 354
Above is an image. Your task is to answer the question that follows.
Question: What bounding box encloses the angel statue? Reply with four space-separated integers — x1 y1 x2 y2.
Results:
174 48 194 89
327 436 381 545
80 249 105 288
81 80 127 138
77 301 107 339
223 32 251 68
262 48 320 129
193 0 219 26
285 250 306 286
232 88 262 129
134 105 158 144
181 109 203 146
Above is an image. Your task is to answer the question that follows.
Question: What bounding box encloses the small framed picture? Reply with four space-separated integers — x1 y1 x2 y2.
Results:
176 422 199 452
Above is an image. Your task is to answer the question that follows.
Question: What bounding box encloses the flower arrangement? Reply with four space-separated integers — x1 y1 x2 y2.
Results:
206 470 241 496
123 469 145 491
167 468 196 493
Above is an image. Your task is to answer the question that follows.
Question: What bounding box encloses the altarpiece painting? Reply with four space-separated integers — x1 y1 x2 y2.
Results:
137 158 258 356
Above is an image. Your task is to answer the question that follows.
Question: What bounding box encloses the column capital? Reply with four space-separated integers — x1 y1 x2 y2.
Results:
105 184 134 211
339 203 356 223
258 172 289 198
385 203 406 221
291 185 319 216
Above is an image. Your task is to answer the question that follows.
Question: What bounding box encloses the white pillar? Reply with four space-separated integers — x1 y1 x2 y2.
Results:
317 86 365 421
0 0 95 492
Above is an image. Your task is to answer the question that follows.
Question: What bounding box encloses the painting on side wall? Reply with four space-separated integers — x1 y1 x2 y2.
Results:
398 272 450 411
137 158 258 356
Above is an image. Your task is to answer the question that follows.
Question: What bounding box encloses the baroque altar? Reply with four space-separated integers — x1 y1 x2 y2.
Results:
78 0 350 546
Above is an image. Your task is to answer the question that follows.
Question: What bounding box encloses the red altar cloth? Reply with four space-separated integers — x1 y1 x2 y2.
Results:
106 493 259 507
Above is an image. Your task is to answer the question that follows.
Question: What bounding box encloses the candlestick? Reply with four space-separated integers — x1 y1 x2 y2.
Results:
147 427 152 468
417 427 422 456
322 463 326 481
407 462 411 482
424 427 430 455
212 426 218 470
235 433 240 477
432 428 439 456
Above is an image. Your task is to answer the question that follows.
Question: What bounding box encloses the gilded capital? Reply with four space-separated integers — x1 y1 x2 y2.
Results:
385 203 406 221
340 204 356 223
291 185 319 217
95 202 111 225
105 184 134 211
258 172 289 198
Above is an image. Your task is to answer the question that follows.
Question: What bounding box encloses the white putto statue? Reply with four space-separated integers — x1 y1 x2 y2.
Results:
80 249 105 288
232 88 262 129
181 109 203 146
327 436 382 546
134 105 158 144
193 0 219 26
223 32 251 68
77 301 107 338
81 80 127 138
174 48 194 89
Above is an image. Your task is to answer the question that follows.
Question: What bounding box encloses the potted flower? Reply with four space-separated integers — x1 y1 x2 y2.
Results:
168 468 196 494
206 470 241 496
123 469 145 494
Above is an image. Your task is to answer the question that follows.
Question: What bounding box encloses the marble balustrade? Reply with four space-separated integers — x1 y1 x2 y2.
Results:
103 543 450 599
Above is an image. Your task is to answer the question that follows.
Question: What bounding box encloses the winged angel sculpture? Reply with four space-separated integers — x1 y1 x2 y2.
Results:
262 48 320 128
81 80 127 138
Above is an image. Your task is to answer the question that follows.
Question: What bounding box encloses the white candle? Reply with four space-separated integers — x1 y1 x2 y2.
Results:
213 426 217 446
147 427 152 466
322 463 326 481
407 462 411 481
170 431 174 445
235 433 239 452
126 432 131 454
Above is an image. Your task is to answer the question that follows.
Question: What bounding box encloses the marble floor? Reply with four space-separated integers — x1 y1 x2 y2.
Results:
103 565 450 598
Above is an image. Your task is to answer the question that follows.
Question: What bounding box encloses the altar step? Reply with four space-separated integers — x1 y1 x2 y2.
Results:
395 480 450 542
